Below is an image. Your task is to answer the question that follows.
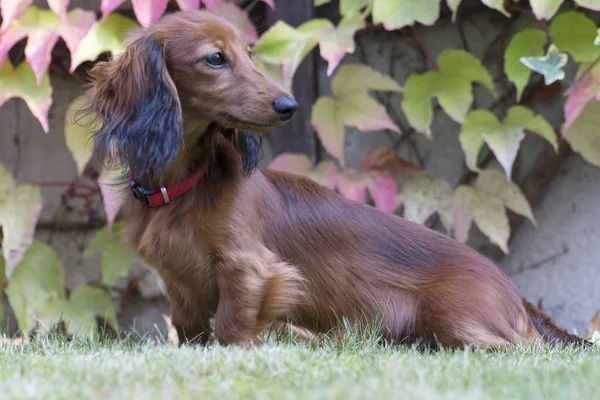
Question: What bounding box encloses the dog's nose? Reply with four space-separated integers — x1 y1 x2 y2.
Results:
272 96 298 121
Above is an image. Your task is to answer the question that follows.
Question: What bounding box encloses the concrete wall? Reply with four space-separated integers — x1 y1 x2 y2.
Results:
0 2 598 337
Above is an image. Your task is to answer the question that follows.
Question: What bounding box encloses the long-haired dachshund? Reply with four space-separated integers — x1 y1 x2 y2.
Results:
83 10 586 348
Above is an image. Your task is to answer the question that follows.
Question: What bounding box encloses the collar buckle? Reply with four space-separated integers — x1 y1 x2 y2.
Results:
129 179 154 206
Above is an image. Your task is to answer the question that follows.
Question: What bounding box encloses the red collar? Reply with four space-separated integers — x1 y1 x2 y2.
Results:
128 161 210 207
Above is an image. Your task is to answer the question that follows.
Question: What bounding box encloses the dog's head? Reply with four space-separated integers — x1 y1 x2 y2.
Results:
84 10 296 178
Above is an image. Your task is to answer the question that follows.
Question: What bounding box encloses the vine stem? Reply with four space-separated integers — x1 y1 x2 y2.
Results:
406 28 438 71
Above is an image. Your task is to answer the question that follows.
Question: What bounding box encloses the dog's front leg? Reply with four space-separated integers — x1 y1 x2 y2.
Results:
213 253 303 347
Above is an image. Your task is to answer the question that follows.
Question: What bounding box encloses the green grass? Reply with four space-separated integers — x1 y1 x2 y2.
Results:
0 334 598 400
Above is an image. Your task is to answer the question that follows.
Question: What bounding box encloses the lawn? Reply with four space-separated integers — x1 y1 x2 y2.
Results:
0 335 598 400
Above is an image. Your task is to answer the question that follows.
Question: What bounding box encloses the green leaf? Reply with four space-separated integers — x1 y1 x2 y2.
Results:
319 11 365 76
64 96 98 176
474 169 535 224
83 221 126 259
505 28 547 100
312 64 402 163
564 99 600 167
5 241 66 333
396 176 454 232
340 0 369 15
0 60 52 132
452 185 510 253
402 50 494 135
102 242 132 286
402 71 438 136
0 165 43 278
549 11 600 63
530 0 564 19
315 0 332 5
459 107 557 178
520 44 568 85
63 285 118 337
372 0 440 31
458 110 499 172
446 0 463 21
70 13 138 71
480 0 509 16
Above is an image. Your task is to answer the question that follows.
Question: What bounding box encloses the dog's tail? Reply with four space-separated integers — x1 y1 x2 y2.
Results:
522 297 590 347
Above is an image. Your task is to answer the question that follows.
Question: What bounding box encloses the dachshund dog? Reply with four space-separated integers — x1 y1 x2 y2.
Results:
84 10 586 349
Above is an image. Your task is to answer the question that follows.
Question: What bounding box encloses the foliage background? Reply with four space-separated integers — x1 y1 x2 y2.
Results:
0 0 599 338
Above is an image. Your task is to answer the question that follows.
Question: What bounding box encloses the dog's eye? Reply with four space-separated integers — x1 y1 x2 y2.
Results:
206 52 227 67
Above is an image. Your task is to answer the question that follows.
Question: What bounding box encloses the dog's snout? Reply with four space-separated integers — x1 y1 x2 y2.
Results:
272 96 298 121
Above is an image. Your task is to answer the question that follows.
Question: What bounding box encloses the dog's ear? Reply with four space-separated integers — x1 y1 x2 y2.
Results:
237 132 263 175
83 32 183 178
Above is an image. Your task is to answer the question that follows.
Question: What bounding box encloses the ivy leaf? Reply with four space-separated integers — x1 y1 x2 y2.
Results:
62 285 118 337
84 221 127 260
474 169 535 224
0 6 95 84
452 185 510 253
254 19 332 89
337 169 396 212
446 0 462 21
0 61 52 132
102 243 133 286
562 63 600 136
479 0 509 16
402 50 494 136
5 241 66 333
520 44 568 85
361 147 429 177
47 0 69 21
268 153 338 189
395 176 454 232
564 99 600 167
315 0 332 5
175 0 201 10
505 28 547 101
212 1 259 44
340 0 369 15
460 107 556 179
0 0 32 33
70 13 139 72
64 96 97 176
0 165 43 278
312 64 402 163
98 165 126 230
319 11 365 75
549 11 600 63
529 0 564 19
372 0 440 31
132 0 168 28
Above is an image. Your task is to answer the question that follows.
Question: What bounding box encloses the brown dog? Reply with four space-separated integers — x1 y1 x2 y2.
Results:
83 10 585 348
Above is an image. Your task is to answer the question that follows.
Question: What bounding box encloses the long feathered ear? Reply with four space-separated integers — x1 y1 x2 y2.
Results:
82 33 183 178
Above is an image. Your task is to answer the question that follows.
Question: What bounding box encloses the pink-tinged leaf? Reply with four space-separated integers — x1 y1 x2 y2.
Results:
562 64 600 137
268 153 313 175
212 2 258 44
98 165 125 231
0 6 95 85
47 0 69 21
268 153 339 190
262 0 276 9
101 0 126 20
132 0 168 28
337 169 396 212
362 147 429 177
202 0 223 11
319 11 365 76
0 165 43 278
0 61 53 133
0 0 31 33
176 0 201 10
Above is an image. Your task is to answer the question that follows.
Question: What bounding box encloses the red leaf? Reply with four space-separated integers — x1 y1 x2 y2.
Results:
202 0 223 10
0 0 32 33
562 64 600 137
98 164 125 231
361 147 429 177
132 0 168 28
